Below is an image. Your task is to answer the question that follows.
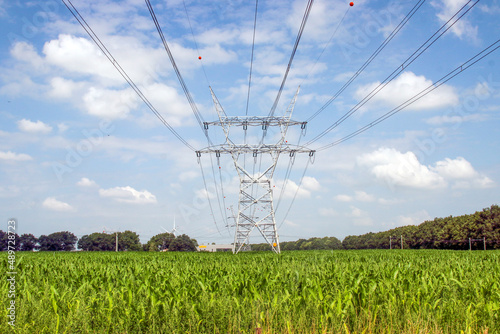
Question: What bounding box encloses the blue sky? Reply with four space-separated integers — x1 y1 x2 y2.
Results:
0 0 499 245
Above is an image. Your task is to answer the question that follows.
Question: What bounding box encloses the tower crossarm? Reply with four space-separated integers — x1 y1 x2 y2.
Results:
203 116 306 128
196 144 314 156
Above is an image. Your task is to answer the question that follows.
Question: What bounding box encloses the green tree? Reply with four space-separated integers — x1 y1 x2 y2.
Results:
118 230 141 251
19 234 38 251
78 233 115 251
38 231 77 251
146 232 175 251
169 234 197 252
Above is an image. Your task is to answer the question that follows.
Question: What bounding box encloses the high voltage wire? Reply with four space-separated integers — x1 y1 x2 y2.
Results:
145 0 212 146
316 38 500 151
278 156 312 230
246 0 259 117
182 0 211 86
198 156 223 236
300 5 352 88
62 0 196 151
268 0 315 118
305 0 427 123
305 0 481 147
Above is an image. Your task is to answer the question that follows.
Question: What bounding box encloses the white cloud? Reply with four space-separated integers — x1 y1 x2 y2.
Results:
319 208 338 217
43 34 122 82
431 0 479 41
358 147 446 189
195 188 215 200
179 171 199 181
99 186 157 204
302 176 321 191
10 42 45 70
348 206 373 226
42 197 74 211
394 210 431 227
432 157 494 188
142 83 195 126
358 148 494 190
83 87 138 119
77 177 98 187
49 77 84 99
335 194 352 202
57 123 69 133
334 191 375 202
425 114 486 125
17 119 52 134
355 71 459 111
355 191 375 202
0 150 33 161
274 176 320 199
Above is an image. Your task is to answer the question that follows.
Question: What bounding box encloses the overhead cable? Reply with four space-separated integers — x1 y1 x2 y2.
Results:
268 0 315 118
316 38 500 151
62 0 196 151
246 0 259 116
306 0 427 122
305 0 480 146
145 0 212 144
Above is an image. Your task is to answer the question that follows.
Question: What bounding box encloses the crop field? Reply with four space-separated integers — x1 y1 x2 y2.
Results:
2 250 499 333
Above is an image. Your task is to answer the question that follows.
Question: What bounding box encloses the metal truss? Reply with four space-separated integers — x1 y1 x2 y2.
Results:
196 87 314 254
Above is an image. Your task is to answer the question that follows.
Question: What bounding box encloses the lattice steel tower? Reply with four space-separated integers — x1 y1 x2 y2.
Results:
197 87 315 254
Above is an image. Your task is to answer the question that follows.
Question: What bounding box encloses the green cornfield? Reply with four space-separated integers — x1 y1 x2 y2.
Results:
2 250 499 333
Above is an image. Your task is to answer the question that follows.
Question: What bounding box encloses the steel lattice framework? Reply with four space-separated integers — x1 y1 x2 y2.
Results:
197 87 315 254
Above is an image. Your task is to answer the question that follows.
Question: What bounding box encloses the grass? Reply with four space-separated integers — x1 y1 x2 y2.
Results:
2 250 499 333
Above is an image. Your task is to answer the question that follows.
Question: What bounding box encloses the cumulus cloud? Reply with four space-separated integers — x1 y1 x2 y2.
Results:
83 87 138 119
431 0 478 41
355 72 458 111
425 114 486 125
275 176 321 199
358 147 494 189
319 207 338 217
432 157 494 188
49 77 84 99
0 150 33 161
99 186 157 204
335 194 352 202
43 197 73 211
43 34 122 82
395 210 431 227
77 177 98 187
348 206 373 226
10 42 45 70
358 148 446 189
17 119 52 134
335 191 375 202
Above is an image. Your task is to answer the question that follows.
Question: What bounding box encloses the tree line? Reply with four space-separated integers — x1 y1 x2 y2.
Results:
250 205 499 251
251 236 343 251
2 205 498 252
342 205 500 250
0 230 198 252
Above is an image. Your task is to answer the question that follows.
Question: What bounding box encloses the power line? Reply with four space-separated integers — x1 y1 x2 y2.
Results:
278 156 312 230
245 0 259 117
198 156 223 235
182 0 211 86
300 5 352 87
316 38 500 151
145 0 212 145
268 0 315 118
306 0 426 123
305 0 480 146
62 0 195 151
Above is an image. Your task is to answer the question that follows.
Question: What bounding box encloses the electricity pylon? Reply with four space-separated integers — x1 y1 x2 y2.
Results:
197 87 314 254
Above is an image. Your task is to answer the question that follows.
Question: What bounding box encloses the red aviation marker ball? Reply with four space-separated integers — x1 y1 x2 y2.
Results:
350 2 354 6
198 56 202 60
